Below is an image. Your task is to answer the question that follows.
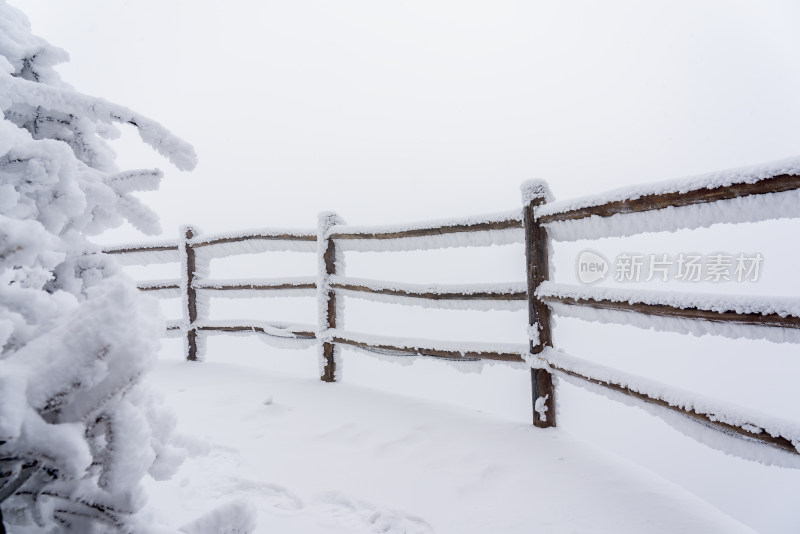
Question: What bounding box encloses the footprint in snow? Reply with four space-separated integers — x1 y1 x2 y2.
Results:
211 478 305 511
312 491 433 534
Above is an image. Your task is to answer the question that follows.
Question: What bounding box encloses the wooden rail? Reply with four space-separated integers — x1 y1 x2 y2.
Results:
193 280 317 292
540 293 800 329
538 173 800 224
106 228 322 360
105 243 178 254
101 170 800 460
330 280 527 302
331 334 526 363
137 281 180 291
191 231 316 248
549 364 798 454
329 217 521 241
198 324 316 339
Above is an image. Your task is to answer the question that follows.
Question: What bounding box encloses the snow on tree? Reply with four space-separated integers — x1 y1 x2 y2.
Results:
0 3 256 533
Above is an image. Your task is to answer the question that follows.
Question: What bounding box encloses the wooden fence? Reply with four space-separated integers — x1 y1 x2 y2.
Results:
103 171 800 459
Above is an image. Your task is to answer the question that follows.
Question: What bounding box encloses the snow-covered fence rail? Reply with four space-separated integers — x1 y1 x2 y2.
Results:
103 227 320 361
328 277 527 304
537 284 800 330
100 212 529 369
102 162 800 462
536 173 800 224
527 164 800 462
320 209 532 384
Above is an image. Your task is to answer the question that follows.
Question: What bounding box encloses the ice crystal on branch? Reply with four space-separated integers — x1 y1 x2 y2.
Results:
0 2 241 533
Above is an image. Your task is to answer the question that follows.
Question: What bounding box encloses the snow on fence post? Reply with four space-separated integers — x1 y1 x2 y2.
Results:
180 225 200 361
317 212 345 382
522 180 557 428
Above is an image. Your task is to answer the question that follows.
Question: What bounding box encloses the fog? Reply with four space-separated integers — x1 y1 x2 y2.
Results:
13 1 800 532
15 0 800 235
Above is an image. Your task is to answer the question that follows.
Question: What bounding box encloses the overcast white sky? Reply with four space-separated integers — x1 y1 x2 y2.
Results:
12 0 800 240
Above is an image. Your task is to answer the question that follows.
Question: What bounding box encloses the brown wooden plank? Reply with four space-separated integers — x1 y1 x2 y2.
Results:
321 233 338 382
183 228 199 361
191 232 316 248
551 364 799 455
194 281 317 291
329 218 522 241
104 244 179 254
332 336 525 363
330 281 526 301
523 187 556 428
539 174 800 224
198 325 316 339
186 328 198 361
541 294 800 329
137 283 180 291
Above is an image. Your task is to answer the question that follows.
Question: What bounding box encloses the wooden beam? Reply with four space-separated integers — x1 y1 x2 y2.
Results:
198 325 316 339
183 227 199 361
103 244 179 254
138 280 318 293
318 213 342 382
538 174 800 224
191 232 316 248
330 281 526 301
330 218 522 241
523 183 557 428
551 364 799 456
137 282 180 291
332 336 525 363
194 281 317 291
541 294 800 329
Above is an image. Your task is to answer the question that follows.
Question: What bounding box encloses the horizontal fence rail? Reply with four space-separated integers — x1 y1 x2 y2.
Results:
194 279 318 292
137 280 180 291
329 212 522 241
328 330 527 363
191 231 317 248
101 166 800 463
330 278 528 303
537 173 800 224
546 359 799 455
537 284 800 330
197 323 317 339
543 294 800 329
331 338 524 362
105 243 179 254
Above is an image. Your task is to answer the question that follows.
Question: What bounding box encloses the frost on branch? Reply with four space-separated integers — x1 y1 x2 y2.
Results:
0 2 223 533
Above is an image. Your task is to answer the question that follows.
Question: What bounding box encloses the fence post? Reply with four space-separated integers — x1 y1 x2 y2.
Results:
317 212 344 382
180 226 199 361
521 181 556 428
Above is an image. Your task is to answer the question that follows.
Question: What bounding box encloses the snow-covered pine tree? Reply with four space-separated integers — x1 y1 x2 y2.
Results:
0 2 207 532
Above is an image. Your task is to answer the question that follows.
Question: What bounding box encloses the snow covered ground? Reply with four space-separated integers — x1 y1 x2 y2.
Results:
142 345 759 534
